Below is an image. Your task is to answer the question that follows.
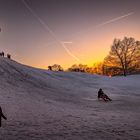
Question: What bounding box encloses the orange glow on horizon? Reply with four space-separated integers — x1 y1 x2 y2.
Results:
14 33 140 70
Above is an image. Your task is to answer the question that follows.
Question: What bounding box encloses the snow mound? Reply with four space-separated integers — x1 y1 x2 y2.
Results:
0 57 140 140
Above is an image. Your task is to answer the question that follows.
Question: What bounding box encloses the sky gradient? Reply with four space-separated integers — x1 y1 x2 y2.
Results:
0 0 140 69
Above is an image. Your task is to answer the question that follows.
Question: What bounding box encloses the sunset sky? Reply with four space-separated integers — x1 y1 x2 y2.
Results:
0 0 140 69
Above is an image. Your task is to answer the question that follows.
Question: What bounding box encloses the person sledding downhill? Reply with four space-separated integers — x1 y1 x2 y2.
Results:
98 88 112 101
0 106 7 127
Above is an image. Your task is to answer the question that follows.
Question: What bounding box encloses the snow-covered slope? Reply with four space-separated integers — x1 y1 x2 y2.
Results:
0 57 140 140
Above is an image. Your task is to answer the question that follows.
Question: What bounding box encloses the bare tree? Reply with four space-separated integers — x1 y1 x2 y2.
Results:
104 37 140 76
68 64 88 72
92 63 104 75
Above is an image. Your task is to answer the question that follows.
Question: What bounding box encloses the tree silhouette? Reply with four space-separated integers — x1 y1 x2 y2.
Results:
48 66 52 71
68 64 88 72
104 37 140 76
48 64 63 71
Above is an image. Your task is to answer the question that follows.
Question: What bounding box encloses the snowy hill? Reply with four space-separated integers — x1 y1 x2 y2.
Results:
0 57 140 140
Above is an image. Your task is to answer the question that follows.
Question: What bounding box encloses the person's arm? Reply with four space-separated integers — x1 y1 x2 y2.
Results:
1 113 7 120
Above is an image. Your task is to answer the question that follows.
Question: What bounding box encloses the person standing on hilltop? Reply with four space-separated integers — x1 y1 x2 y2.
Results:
2 51 4 57
7 54 11 59
0 106 7 127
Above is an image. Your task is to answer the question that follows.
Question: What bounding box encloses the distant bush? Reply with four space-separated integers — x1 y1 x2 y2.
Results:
68 64 89 72
48 64 63 71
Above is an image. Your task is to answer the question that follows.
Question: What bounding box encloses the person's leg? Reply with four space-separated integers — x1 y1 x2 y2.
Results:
105 95 112 101
101 95 108 101
0 117 2 127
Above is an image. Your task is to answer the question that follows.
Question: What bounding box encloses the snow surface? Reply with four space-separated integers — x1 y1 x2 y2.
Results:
0 57 140 140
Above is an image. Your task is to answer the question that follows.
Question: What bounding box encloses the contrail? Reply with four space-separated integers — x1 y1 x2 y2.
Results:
21 0 80 62
61 42 80 62
73 12 134 36
95 12 134 28
62 41 73 44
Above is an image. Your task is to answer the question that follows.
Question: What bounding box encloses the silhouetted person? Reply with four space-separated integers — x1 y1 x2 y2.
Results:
0 52 4 57
98 88 112 101
2 51 4 57
7 54 11 59
0 106 7 127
